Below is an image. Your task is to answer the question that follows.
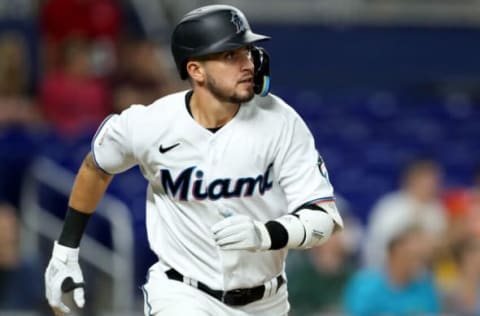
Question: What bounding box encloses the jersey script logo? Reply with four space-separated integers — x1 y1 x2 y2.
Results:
230 11 246 34
159 143 180 154
160 163 274 201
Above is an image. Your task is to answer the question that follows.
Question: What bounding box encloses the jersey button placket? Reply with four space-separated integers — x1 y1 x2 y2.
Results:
208 137 229 288
208 138 228 228
208 139 218 164
206 138 218 200
208 138 219 166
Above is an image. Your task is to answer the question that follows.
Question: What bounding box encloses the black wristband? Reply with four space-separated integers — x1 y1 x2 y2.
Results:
58 207 91 248
265 221 289 250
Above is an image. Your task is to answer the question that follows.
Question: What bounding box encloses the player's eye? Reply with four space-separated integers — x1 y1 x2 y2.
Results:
225 51 235 60
223 48 250 62
246 49 252 61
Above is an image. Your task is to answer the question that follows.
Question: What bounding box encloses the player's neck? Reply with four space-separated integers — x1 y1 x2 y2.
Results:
189 90 240 129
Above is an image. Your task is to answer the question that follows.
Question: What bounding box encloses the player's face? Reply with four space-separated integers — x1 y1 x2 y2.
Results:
202 46 255 104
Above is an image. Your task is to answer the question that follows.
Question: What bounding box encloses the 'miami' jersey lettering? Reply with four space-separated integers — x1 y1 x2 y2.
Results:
160 163 274 201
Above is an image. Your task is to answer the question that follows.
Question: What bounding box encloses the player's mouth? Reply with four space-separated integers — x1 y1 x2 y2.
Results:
238 77 253 86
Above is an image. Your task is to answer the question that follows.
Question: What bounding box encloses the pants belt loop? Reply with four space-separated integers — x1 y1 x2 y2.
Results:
270 276 278 297
263 279 273 299
190 278 198 288
183 276 198 288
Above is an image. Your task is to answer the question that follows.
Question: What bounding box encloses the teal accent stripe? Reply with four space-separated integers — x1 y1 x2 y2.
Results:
305 196 336 205
260 76 270 96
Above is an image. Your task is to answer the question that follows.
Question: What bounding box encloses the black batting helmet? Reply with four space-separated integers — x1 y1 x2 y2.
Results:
171 5 270 80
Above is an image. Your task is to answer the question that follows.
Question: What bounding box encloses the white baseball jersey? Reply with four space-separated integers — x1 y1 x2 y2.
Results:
91 90 340 291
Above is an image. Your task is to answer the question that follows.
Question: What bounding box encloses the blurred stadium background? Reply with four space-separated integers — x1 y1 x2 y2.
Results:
1 0 480 315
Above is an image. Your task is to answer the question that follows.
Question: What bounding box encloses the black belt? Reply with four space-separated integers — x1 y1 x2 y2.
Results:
166 268 285 306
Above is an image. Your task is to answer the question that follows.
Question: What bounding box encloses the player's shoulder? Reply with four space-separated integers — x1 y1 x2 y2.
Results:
250 93 302 123
150 90 188 108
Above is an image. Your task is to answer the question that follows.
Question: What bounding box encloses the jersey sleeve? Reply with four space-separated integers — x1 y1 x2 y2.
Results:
274 112 343 226
91 105 141 174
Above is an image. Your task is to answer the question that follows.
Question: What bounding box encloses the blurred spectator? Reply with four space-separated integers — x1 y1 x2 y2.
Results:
443 234 480 315
362 158 447 268
40 0 122 73
0 32 40 126
40 0 121 41
287 198 363 315
443 163 480 245
39 37 111 138
110 38 178 112
438 165 480 297
0 202 44 310
344 223 440 316
0 32 42 207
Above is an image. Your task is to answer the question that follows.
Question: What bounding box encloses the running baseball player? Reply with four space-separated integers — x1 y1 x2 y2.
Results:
45 5 343 316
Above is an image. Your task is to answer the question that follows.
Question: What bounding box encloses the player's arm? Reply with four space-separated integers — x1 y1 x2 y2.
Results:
45 152 113 315
263 109 344 250
212 200 340 251
212 109 343 252
261 200 340 250
45 106 139 315
60 152 113 247
69 152 113 215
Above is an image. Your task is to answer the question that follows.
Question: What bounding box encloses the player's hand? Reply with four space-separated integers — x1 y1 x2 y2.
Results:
212 214 271 251
45 241 85 315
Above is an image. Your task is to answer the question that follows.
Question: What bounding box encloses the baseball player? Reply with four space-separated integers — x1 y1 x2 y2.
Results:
44 5 343 316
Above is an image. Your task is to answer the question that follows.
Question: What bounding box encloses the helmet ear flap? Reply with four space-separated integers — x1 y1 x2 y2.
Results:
251 46 271 96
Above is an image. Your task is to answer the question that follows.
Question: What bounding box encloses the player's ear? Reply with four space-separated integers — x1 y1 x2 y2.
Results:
186 60 205 83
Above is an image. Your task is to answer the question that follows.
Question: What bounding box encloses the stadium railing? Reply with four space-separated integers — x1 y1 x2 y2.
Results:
19 156 135 313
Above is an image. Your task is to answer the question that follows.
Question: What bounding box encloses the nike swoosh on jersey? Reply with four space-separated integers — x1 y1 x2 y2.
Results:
159 143 180 153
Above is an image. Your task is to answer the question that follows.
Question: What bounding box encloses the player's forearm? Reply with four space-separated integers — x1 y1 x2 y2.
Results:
68 152 113 213
212 203 341 251
58 153 113 248
265 202 341 250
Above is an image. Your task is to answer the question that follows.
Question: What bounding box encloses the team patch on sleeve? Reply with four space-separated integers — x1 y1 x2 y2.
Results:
317 154 329 180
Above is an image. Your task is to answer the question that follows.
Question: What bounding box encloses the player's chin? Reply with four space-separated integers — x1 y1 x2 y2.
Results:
238 91 255 103
236 87 255 102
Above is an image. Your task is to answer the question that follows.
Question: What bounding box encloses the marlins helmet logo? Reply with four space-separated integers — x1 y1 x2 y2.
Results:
230 11 246 34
